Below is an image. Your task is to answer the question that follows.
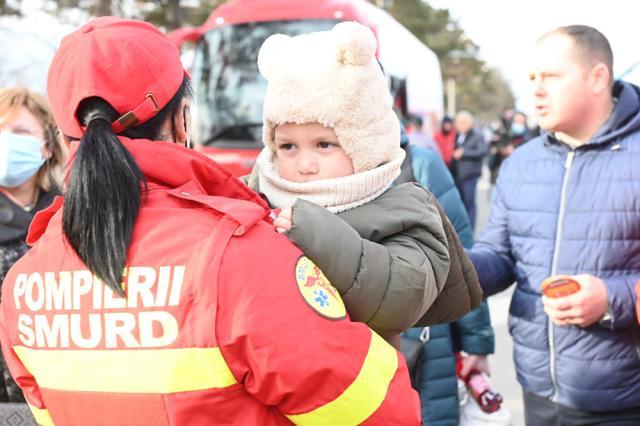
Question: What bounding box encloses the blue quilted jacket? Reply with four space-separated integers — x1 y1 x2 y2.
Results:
468 80 640 411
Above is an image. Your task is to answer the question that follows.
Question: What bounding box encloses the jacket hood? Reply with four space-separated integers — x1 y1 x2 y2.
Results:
93 138 267 207
591 80 640 145
544 80 640 148
0 190 56 245
27 138 270 245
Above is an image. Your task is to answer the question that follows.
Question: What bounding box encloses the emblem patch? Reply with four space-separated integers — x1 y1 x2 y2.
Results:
295 256 346 320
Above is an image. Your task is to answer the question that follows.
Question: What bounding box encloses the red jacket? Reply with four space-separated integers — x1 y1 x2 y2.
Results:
434 131 456 166
0 138 419 425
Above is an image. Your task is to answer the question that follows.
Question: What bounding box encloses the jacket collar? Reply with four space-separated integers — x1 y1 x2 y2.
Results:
0 189 57 244
27 138 270 244
543 80 640 152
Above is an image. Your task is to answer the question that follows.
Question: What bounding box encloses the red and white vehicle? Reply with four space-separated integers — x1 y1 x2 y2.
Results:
169 0 443 176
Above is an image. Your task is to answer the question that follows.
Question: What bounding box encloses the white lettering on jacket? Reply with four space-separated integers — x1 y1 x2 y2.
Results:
13 266 186 349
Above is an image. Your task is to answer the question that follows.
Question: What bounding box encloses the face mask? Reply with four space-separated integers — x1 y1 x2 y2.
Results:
0 133 46 188
511 123 526 136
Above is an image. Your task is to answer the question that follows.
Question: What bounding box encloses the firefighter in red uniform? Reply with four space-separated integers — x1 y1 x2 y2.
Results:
0 17 420 425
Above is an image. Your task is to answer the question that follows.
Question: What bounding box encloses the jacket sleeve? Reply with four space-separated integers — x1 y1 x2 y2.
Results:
450 301 495 355
0 282 53 425
409 147 494 350
216 227 421 425
602 273 640 330
285 190 450 338
403 147 482 326
467 179 516 296
410 145 474 249
462 132 488 160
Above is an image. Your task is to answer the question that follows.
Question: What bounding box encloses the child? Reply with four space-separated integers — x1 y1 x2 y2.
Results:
247 21 481 341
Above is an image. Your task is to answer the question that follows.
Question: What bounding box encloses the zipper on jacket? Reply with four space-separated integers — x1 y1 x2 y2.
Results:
548 150 575 402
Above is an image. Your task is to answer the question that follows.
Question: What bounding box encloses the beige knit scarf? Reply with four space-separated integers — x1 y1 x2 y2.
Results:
256 147 406 213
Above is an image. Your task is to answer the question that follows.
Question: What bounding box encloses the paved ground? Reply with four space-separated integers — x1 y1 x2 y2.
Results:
0 403 35 426
475 167 525 426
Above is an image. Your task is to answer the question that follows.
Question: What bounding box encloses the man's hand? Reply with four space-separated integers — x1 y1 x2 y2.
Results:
498 144 514 156
542 274 609 327
274 207 293 233
459 354 490 379
453 147 465 160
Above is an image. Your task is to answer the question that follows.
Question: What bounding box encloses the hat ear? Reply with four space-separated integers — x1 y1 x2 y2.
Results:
258 34 291 81
333 21 377 66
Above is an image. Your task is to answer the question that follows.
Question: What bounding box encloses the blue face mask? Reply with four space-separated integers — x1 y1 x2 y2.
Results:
510 122 526 136
0 132 46 188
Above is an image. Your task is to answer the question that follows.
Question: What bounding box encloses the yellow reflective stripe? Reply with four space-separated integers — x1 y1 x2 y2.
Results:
14 346 237 393
28 403 54 426
286 332 397 425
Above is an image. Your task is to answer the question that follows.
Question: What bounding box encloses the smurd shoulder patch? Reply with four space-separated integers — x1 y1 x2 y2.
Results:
295 256 346 320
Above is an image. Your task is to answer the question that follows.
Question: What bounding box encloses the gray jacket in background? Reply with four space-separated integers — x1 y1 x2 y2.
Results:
453 128 487 180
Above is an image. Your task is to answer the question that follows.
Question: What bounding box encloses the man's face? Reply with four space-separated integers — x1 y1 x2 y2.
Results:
512 113 526 126
529 34 592 134
455 115 472 134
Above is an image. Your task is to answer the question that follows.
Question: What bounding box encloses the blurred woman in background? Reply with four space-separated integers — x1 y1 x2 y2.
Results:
0 86 66 401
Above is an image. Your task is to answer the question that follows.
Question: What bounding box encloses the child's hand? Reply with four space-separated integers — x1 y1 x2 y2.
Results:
459 354 490 378
274 207 293 233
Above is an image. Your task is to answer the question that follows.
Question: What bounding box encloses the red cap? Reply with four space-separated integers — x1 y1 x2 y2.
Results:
47 17 187 139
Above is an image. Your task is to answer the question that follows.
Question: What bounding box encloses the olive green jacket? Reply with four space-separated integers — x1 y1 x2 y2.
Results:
247 165 480 336
288 183 452 338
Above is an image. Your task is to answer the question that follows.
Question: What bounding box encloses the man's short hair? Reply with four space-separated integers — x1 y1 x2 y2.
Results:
456 110 474 122
538 25 613 86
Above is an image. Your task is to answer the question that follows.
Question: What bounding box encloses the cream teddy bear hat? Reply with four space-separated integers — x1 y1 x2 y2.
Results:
258 21 401 174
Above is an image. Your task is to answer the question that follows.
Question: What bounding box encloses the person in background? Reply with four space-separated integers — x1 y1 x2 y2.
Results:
434 115 456 169
468 25 640 424
0 17 421 425
488 110 531 185
509 111 531 147
452 111 487 230
0 86 66 402
400 129 494 425
406 114 441 154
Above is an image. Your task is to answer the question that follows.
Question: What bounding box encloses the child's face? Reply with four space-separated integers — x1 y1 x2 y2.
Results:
274 122 354 182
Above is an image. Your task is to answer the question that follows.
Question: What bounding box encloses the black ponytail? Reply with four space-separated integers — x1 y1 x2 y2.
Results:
63 78 192 296
64 100 144 296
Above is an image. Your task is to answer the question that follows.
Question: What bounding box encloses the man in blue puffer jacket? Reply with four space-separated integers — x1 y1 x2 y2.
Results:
398 130 495 426
468 25 640 424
